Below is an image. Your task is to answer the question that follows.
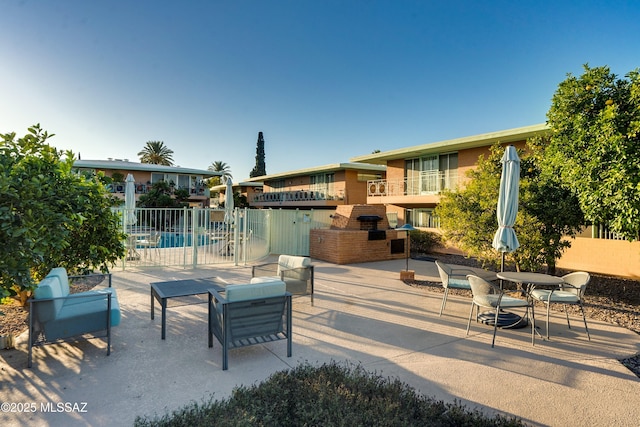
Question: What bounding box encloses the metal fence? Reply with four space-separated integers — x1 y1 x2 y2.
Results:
114 207 333 269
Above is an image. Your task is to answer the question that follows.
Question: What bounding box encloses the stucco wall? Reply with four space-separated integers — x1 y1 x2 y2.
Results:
557 237 640 279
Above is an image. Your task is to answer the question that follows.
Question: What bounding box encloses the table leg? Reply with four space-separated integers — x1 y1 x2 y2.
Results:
151 288 155 319
161 298 167 340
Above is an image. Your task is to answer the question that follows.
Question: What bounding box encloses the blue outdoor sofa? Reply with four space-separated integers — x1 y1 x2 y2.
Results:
27 268 121 367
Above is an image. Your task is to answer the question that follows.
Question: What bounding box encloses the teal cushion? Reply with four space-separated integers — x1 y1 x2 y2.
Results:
33 276 64 322
498 296 530 308
474 294 528 309
531 289 580 303
226 281 286 302
44 289 120 340
46 267 70 296
448 278 471 289
250 276 281 284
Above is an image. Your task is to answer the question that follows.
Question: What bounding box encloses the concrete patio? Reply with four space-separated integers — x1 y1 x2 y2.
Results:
1 257 638 426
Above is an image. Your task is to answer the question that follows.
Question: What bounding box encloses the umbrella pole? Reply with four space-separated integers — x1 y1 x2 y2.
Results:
500 252 506 289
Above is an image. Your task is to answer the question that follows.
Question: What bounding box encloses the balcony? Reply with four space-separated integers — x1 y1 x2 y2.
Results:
252 189 345 206
367 171 458 199
108 182 209 198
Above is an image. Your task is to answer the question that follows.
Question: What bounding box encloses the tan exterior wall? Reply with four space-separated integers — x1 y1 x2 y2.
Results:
456 141 527 188
103 170 154 183
386 159 405 181
343 170 368 205
557 237 640 279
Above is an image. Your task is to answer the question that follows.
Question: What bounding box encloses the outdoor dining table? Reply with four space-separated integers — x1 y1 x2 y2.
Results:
495 271 565 335
496 271 565 289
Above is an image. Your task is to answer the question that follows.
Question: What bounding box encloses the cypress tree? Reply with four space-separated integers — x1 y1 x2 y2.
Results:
250 132 267 177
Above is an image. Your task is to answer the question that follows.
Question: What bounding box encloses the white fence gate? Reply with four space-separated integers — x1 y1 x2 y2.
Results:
267 209 334 256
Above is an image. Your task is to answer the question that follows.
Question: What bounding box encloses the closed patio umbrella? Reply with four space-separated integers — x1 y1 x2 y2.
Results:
222 178 235 256
124 174 137 228
223 178 234 226
492 145 520 271
487 145 523 327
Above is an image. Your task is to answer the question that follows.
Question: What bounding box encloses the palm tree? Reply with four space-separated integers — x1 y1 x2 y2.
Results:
208 161 233 186
138 141 174 166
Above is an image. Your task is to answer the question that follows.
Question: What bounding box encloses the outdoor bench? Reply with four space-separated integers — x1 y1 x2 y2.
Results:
27 267 120 367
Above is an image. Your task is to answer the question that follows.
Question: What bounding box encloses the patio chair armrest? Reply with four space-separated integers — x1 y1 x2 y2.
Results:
69 272 113 288
28 289 113 304
209 288 228 305
279 265 313 276
252 263 278 277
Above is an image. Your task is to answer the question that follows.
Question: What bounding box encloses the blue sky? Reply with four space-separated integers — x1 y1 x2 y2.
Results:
2 1 639 180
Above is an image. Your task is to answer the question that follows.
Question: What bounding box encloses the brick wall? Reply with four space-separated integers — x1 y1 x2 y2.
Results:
330 204 389 230
310 228 406 264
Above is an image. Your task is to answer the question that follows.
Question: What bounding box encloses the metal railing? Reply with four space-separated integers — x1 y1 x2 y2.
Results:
253 189 344 203
592 224 628 240
108 182 209 196
367 170 458 197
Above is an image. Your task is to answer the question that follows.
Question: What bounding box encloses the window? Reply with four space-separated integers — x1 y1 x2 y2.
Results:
310 173 335 197
177 175 190 190
411 209 439 228
405 153 458 194
271 180 285 190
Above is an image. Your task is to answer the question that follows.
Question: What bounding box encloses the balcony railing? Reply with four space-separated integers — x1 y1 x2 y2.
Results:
108 182 209 197
367 170 458 197
253 189 344 203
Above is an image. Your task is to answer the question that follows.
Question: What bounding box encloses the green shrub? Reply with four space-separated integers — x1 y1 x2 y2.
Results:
134 362 526 426
409 229 443 255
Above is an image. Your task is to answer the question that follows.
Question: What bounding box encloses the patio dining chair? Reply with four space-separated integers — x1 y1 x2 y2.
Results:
466 274 535 347
435 260 497 316
138 231 162 259
529 271 591 340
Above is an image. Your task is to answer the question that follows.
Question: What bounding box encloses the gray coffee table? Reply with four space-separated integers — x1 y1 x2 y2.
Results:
150 277 226 339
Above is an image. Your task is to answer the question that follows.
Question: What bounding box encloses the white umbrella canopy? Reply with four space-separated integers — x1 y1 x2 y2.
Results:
492 145 520 270
223 178 234 226
124 173 137 228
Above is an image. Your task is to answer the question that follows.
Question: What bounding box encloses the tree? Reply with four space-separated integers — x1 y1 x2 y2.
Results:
233 191 249 209
531 65 640 241
249 132 266 178
0 125 126 300
138 141 174 166
137 181 189 208
435 143 584 273
207 161 232 187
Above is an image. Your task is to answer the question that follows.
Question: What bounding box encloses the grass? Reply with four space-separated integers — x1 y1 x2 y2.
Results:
134 362 526 427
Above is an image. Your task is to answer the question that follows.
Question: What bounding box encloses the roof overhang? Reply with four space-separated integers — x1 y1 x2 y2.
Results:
73 159 221 177
350 123 549 165
244 162 386 182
